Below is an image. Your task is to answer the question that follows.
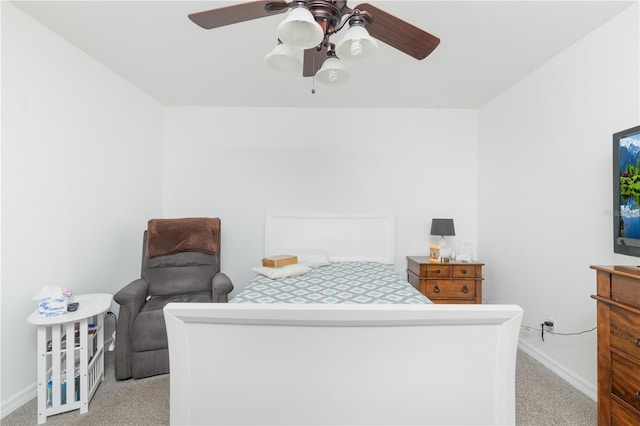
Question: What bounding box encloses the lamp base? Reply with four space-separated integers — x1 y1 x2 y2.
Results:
439 237 451 259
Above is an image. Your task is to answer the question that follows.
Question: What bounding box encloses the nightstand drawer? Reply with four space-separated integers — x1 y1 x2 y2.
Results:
452 265 477 278
612 352 640 412
422 280 476 299
426 265 450 278
611 306 640 361
431 298 476 305
406 257 451 277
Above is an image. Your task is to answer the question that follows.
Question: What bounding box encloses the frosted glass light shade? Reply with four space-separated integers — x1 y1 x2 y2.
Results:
277 7 324 49
315 57 349 85
264 42 301 74
336 24 378 60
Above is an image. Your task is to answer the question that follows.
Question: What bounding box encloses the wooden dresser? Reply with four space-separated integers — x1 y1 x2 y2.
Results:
407 256 483 304
591 265 640 425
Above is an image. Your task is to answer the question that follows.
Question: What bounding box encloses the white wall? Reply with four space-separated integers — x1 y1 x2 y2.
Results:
163 107 479 292
478 3 639 399
1 2 164 414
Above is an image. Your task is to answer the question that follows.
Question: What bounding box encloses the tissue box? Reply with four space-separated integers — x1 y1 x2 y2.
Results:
38 298 68 317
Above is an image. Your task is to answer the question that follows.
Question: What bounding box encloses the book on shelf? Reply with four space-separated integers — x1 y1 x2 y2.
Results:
262 254 298 268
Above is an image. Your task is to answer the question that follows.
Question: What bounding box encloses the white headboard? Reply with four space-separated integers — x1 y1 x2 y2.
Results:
264 210 395 264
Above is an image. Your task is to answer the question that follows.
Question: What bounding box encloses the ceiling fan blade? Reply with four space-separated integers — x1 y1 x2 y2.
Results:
354 3 440 60
189 1 289 30
303 45 327 77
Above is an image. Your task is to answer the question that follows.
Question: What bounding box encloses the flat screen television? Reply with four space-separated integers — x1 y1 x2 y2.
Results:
614 124 640 256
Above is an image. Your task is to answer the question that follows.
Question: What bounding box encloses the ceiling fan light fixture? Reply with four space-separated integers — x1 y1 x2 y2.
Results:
264 41 302 74
315 56 349 85
336 23 378 60
277 6 325 50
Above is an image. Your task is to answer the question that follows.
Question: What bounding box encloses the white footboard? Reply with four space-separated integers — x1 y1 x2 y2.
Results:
164 303 523 425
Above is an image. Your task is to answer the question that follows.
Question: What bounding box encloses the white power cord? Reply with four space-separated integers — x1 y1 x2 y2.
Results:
108 331 116 351
106 311 117 351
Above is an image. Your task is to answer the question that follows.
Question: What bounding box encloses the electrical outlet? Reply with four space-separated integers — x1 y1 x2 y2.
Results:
543 318 556 333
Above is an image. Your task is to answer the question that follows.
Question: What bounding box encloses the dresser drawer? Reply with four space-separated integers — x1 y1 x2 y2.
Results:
612 352 640 412
611 306 640 361
422 280 476 300
612 275 640 309
612 397 640 425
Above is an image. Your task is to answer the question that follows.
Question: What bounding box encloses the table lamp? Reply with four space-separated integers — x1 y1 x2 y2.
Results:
430 218 455 260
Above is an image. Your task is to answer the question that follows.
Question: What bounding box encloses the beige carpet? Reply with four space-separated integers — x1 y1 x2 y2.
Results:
515 350 596 425
2 351 169 426
2 349 595 425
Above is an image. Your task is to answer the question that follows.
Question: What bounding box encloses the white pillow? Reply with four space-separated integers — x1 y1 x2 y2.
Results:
292 249 331 268
253 263 312 279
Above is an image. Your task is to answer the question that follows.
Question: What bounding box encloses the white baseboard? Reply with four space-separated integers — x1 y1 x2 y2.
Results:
518 338 597 401
0 335 116 420
0 383 36 420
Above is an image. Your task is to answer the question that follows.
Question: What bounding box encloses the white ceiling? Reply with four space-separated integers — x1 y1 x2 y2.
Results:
11 0 636 108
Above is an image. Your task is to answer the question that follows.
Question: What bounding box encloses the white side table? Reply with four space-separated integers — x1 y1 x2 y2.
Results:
27 293 112 424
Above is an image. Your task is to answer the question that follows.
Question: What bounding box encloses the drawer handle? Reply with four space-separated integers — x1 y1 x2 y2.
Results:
635 338 640 348
433 285 440 293
461 269 468 275
636 391 640 401
462 285 469 293
435 269 442 274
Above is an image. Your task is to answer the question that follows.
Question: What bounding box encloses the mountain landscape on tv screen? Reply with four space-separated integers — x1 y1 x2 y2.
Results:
620 136 640 238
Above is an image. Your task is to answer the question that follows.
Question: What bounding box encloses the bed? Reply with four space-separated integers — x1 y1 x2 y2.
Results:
230 261 431 304
164 210 523 425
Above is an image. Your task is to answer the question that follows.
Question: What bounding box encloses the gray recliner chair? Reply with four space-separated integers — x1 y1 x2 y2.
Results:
114 217 233 380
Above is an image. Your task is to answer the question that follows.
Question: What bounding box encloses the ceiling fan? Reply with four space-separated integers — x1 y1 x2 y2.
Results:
188 0 440 84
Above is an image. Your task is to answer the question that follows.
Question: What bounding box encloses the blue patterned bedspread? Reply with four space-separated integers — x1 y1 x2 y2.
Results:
231 261 431 304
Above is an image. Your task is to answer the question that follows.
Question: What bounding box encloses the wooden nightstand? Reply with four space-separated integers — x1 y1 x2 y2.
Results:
406 256 483 304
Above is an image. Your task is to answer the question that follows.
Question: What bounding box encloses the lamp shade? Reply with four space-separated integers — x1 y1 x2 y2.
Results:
264 42 301 74
336 23 378 60
315 56 349 84
277 6 324 50
430 218 455 236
